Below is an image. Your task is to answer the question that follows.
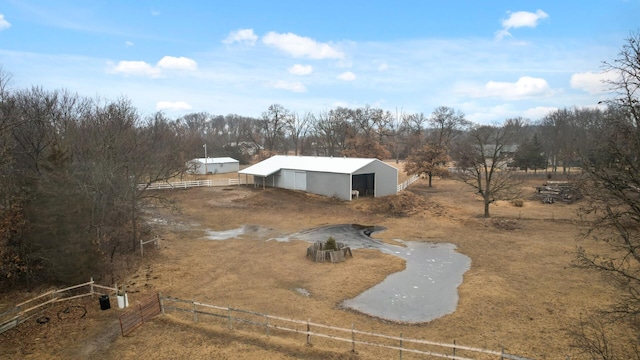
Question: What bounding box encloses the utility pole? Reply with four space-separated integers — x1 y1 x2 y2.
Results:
203 144 207 173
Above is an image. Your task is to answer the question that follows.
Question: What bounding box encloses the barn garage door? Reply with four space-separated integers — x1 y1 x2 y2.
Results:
282 170 307 190
294 171 306 190
352 173 374 197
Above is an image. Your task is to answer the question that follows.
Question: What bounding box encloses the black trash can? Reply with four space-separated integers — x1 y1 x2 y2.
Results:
99 295 111 310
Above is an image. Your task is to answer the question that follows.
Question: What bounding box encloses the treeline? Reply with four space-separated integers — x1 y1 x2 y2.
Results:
0 83 194 287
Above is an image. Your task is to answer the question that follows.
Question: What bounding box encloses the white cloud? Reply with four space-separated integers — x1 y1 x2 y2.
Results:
484 76 552 99
151 10 160 16
262 31 344 59
495 9 549 40
288 64 313 75
157 56 198 71
0 14 11 30
108 56 197 77
125 41 134 47
156 101 192 111
337 71 356 81
377 63 389 71
271 80 307 93
109 60 162 78
570 71 617 94
223 28 258 45
522 106 558 120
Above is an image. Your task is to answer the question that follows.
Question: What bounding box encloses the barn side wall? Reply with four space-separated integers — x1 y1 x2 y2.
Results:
307 172 351 200
206 162 239 174
354 161 398 197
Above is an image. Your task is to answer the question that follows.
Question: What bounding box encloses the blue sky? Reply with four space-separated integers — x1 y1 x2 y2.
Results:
1 1 638 124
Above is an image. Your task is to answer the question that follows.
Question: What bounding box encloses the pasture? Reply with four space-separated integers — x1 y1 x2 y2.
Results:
0 167 616 359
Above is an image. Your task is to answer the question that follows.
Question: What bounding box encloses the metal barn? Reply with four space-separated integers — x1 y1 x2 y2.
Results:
238 155 398 201
189 157 239 175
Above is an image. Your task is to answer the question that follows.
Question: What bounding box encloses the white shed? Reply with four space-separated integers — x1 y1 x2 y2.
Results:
189 157 239 174
238 155 398 201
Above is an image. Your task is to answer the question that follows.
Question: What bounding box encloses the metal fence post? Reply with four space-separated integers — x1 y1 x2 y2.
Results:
351 323 355 353
228 306 232 329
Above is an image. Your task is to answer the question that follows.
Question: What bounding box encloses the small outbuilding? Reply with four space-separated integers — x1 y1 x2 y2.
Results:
189 157 239 175
238 155 398 201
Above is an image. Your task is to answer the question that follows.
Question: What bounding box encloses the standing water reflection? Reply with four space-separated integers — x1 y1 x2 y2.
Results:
204 224 471 323
285 224 471 323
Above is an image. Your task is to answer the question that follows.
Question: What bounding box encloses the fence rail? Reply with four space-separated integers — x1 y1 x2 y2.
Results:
141 175 420 193
2 284 530 359
398 174 420 192
160 295 530 360
0 278 117 335
139 178 245 190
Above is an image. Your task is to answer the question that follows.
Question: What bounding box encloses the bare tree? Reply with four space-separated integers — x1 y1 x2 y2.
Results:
402 112 428 155
451 123 521 218
573 31 640 359
342 105 392 159
404 107 470 187
311 108 350 156
427 106 470 149
261 104 290 153
286 111 311 155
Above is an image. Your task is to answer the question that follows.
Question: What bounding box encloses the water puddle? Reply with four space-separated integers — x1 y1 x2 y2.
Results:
204 224 274 240
342 240 470 323
203 224 470 323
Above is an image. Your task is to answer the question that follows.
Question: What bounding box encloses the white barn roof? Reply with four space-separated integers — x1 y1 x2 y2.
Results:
239 155 384 177
192 157 238 164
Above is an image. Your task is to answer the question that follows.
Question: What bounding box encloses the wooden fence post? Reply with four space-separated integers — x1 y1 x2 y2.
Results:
265 313 269 337
90 277 94 296
306 318 311 346
399 332 403 360
140 239 144 257
351 323 355 353
159 293 165 314
193 302 198 323
453 339 456 357
228 306 232 329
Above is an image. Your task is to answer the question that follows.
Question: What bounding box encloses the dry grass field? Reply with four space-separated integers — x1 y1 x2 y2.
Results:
0 164 618 359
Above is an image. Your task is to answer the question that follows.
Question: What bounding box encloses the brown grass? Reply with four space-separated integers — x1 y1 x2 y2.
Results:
0 166 619 359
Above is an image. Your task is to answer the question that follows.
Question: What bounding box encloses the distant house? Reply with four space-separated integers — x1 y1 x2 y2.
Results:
238 155 398 201
188 157 239 175
482 144 519 169
225 141 263 156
